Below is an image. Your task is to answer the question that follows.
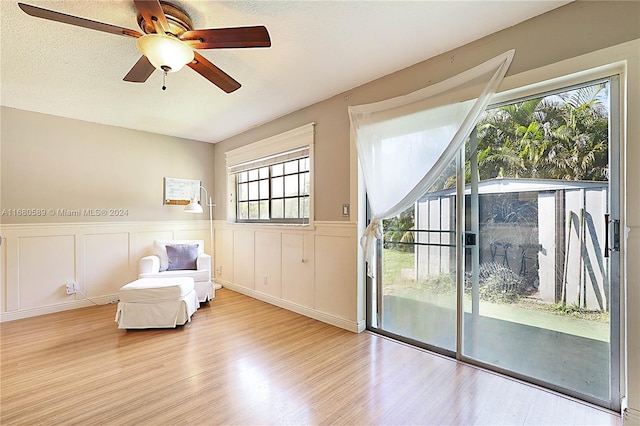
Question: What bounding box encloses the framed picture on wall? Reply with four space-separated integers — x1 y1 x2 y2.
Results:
163 177 201 205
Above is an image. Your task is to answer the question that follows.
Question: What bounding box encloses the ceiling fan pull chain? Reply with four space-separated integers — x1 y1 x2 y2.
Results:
162 69 167 91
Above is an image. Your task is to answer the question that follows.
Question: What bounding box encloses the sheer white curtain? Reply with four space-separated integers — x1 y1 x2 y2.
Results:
350 50 515 275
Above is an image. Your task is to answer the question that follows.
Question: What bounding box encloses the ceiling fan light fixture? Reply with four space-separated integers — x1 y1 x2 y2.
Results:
136 33 194 73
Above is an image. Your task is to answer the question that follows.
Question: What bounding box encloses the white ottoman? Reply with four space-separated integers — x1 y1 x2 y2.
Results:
115 277 199 329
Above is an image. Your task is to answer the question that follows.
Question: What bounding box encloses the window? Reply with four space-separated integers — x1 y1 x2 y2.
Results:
226 123 314 224
234 155 310 223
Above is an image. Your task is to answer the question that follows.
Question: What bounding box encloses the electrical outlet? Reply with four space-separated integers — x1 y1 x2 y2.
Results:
65 282 78 294
216 266 222 275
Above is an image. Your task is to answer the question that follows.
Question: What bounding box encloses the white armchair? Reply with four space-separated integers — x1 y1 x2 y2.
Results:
139 240 214 303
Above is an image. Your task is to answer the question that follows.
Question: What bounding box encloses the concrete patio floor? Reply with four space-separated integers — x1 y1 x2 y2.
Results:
381 293 611 402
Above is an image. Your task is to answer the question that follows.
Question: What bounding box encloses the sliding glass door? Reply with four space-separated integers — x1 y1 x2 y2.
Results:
461 78 619 407
367 76 620 409
369 159 458 354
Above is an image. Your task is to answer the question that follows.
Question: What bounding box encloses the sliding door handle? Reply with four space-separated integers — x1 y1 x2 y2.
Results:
605 214 620 258
604 214 610 257
464 232 476 246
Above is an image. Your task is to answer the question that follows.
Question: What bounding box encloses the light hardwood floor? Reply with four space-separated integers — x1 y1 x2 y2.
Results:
1 289 620 425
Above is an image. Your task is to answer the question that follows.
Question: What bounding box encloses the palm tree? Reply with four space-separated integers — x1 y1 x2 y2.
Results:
475 98 547 179
383 208 415 252
548 84 609 181
473 83 608 182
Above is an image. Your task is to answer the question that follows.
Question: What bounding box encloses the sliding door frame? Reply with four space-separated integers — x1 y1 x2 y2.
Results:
456 74 621 411
366 70 624 412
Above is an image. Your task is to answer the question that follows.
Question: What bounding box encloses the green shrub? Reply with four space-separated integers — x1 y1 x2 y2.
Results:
466 262 527 303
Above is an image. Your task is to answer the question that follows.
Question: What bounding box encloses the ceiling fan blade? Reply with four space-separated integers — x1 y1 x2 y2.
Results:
123 56 155 83
18 3 142 38
181 26 271 49
188 52 241 93
133 0 170 34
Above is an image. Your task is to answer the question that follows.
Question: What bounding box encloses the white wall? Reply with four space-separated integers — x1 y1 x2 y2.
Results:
0 107 217 320
0 108 215 224
0 221 210 321
214 220 361 332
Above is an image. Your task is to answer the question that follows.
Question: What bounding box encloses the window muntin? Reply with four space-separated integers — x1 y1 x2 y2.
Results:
226 123 315 225
235 157 310 223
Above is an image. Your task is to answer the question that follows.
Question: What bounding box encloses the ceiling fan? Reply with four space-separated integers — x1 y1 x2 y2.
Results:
17 0 271 93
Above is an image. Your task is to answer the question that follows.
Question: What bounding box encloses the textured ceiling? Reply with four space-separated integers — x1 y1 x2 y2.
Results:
1 0 571 143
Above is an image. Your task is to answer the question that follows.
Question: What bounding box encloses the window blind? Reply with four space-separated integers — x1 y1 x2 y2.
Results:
228 146 309 174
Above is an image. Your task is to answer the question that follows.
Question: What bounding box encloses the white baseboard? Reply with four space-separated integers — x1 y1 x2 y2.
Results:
624 406 640 425
221 282 362 333
1 294 120 322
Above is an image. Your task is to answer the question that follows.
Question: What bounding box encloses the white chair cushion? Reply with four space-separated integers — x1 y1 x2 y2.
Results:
139 268 211 283
119 277 195 302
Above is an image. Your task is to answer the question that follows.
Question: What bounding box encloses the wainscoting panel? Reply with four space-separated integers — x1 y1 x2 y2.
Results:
175 229 210 243
281 233 314 308
134 230 174 262
233 229 255 290
1 221 209 321
627 227 640 417
254 231 282 299
18 234 76 309
215 228 234 284
84 232 130 298
2 220 361 331
215 221 360 332
314 233 357 322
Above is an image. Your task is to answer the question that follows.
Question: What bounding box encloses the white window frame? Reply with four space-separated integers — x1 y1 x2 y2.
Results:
225 123 315 225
